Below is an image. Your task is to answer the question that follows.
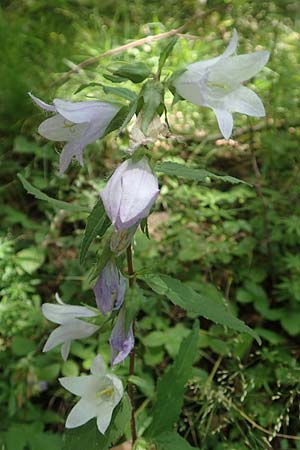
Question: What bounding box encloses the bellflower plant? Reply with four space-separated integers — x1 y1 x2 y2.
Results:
29 94 119 174
42 301 99 361
174 30 270 138
26 26 270 447
100 157 159 230
93 259 126 315
59 354 123 433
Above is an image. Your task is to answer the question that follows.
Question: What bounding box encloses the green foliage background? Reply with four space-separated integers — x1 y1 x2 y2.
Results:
1 0 300 449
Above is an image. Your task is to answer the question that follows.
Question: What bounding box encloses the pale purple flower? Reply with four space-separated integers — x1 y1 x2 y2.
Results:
100 157 159 230
29 93 119 174
174 30 270 139
110 308 134 365
93 260 126 315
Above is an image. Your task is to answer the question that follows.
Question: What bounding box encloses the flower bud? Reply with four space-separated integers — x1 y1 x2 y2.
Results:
93 260 126 315
100 157 159 230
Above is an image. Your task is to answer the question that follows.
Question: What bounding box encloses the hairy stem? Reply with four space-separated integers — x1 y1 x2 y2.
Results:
126 245 137 444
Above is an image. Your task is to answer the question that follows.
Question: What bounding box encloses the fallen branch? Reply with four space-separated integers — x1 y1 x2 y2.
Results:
52 10 209 86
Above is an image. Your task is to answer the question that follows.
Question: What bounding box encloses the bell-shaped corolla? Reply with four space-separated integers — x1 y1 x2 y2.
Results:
100 157 159 230
59 354 123 434
174 30 270 139
42 301 99 361
29 93 119 174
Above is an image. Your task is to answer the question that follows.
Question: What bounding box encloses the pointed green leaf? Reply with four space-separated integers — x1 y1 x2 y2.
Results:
155 161 249 185
18 174 87 212
80 200 111 264
158 37 178 76
146 323 199 437
140 274 260 343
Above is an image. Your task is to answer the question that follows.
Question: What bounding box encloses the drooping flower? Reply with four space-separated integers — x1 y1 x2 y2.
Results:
59 354 123 433
42 301 99 361
110 308 134 365
93 260 126 315
174 30 270 139
29 93 119 174
100 157 159 230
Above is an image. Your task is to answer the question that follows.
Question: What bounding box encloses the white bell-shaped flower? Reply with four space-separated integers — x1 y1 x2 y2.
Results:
59 354 123 434
174 30 270 139
29 94 119 174
42 301 99 361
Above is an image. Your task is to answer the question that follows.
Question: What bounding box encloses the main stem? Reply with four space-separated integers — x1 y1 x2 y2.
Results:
126 245 137 445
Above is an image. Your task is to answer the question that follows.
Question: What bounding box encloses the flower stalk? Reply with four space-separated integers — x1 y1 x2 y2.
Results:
126 244 137 444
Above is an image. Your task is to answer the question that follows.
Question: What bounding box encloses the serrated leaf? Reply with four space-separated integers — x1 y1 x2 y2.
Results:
154 432 199 450
62 393 131 450
158 37 178 76
79 200 110 264
146 323 199 437
18 174 87 212
140 274 260 344
155 161 249 185
141 81 164 134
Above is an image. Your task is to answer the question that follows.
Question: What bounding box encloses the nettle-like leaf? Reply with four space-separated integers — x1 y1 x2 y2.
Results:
18 174 87 212
140 274 260 343
62 393 131 450
80 199 111 264
155 161 249 185
145 323 199 437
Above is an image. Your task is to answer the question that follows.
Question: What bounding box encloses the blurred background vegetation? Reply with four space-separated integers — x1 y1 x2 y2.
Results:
1 0 300 449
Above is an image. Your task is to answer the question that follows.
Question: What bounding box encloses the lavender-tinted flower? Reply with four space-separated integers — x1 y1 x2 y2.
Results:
110 308 134 365
29 94 119 174
93 260 126 315
100 157 159 230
